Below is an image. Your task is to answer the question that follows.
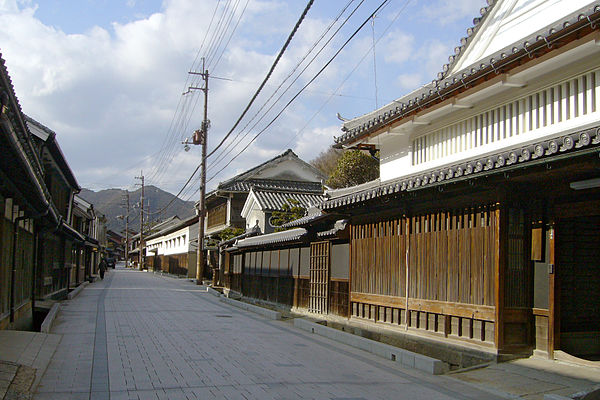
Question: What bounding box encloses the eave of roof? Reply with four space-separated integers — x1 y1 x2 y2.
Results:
0 54 57 220
25 115 80 191
336 3 600 146
235 228 307 248
324 126 600 210
253 188 324 212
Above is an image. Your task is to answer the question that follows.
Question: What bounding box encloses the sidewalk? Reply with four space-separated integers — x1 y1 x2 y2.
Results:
449 356 600 399
0 330 61 399
2 268 598 400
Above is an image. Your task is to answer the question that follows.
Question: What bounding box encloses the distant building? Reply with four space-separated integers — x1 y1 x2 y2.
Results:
198 149 325 282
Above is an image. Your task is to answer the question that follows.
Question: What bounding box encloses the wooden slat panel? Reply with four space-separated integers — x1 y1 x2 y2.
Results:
350 205 498 313
350 293 495 321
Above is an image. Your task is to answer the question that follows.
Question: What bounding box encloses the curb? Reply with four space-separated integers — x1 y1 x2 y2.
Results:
294 318 448 375
67 281 89 300
219 297 282 320
206 287 222 298
40 303 61 333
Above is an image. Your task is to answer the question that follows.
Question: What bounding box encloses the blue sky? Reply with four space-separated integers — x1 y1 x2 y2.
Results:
0 0 486 202
33 0 164 33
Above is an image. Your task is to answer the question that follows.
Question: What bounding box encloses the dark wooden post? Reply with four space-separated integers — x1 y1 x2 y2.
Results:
548 223 556 359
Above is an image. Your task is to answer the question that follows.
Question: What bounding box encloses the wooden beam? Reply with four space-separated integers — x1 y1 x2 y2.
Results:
349 292 495 321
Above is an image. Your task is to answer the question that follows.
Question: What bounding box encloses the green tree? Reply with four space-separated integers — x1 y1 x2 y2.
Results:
216 227 244 241
326 150 379 189
270 198 306 232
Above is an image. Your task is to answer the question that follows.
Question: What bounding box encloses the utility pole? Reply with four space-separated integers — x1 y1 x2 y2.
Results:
121 192 130 268
135 172 145 270
186 58 209 285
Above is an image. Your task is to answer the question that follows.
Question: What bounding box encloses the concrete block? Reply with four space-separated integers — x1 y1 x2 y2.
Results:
543 395 572 400
67 281 89 300
292 318 448 375
219 297 281 320
206 287 222 297
414 354 448 375
400 352 415 368
40 303 61 333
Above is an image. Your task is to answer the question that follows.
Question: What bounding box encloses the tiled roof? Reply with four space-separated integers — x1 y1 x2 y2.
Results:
317 219 348 238
1 53 59 221
324 127 600 210
215 149 324 192
221 178 322 193
252 187 324 212
236 228 307 248
133 215 182 240
26 116 80 190
145 215 197 240
336 3 600 146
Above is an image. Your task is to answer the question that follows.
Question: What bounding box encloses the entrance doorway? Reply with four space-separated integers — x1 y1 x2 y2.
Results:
556 215 600 360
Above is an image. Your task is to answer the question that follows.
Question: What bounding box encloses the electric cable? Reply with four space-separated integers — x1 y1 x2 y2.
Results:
279 0 413 152
206 0 392 184
205 0 315 160
207 0 362 172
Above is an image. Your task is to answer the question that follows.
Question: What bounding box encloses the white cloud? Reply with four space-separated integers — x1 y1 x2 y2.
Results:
293 125 338 161
395 73 422 90
0 0 486 196
381 30 415 65
422 0 486 25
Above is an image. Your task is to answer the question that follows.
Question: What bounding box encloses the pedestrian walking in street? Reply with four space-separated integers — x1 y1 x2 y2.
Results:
99 256 107 280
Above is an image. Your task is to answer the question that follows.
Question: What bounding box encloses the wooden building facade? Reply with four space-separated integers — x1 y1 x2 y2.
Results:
324 0 600 360
222 215 350 318
1 54 86 330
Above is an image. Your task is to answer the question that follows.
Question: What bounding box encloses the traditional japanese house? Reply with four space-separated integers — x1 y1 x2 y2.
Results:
240 182 324 234
201 149 325 280
72 194 102 283
222 209 351 318
130 215 180 270
1 55 48 329
323 0 600 361
145 215 198 277
1 54 85 329
26 117 85 299
106 229 124 261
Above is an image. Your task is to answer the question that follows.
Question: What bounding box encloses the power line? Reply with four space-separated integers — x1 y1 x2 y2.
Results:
209 0 251 71
207 0 363 173
279 0 413 152
206 0 242 70
206 0 392 184
146 0 224 186
147 0 315 218
206 0 315 160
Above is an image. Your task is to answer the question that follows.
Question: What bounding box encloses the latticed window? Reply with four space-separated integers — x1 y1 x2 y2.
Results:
207 203 227 228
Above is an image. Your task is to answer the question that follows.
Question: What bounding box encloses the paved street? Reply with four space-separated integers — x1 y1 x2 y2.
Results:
35 265 507 400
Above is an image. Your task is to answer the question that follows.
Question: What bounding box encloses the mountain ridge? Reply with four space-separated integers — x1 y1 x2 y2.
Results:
79 186 195 233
